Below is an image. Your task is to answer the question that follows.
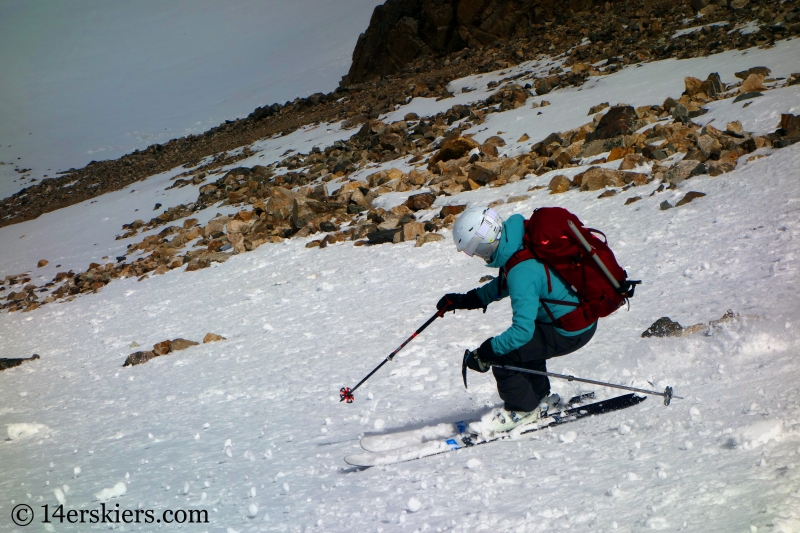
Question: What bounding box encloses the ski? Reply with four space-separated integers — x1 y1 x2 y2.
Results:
359 392 594 453
345 393 644 467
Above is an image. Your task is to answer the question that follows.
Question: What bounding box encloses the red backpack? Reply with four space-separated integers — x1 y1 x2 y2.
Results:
500 207 640 331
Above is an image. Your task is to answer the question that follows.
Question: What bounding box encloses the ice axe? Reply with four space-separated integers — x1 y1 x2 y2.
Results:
340 306 450 403
461 351 682 406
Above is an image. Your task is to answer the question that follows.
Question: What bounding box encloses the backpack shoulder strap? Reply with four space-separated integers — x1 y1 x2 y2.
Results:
499 249 534 292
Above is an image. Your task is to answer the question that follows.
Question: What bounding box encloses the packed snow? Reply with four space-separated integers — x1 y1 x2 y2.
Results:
1 32 800 533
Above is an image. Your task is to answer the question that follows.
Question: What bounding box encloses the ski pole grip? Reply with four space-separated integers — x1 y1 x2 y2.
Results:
567 220 620 290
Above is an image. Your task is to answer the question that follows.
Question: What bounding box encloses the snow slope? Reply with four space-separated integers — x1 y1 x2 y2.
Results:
2 41 800 533
0 0 382 199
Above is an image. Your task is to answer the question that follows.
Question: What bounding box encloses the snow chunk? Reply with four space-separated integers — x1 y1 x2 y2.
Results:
645 516 669 530
738 419 783 449
406 497 421 513
54 487 66 505
6 423 50 441
466 458 482 469
94 481 127 502
559 431 577 443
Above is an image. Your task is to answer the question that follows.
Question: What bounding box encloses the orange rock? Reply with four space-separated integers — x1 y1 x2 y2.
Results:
548 175 571 194
153 340 171 355
607 147 631 162
203 333 226 343
37 259 49 268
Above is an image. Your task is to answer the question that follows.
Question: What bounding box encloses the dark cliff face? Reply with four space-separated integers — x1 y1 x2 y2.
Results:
344 0 599 85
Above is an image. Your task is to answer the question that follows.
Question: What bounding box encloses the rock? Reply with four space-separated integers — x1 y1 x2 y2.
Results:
484 135 506 148
729 0 749 10
407 169 431 186
588 103 609 115
267 187 296 220
697 135 722 158
675 191 707 207
624 196 642 205
439 205 466 218
660 200 673 210
227 217 255 235
153 340 171 356
734 66 770 80
185 257 211 271
404 192 436 211
367 228 401 244
291 196 328 230
725 121 744 136
665 160 706 185
123 351 157 367
618 153 646 170
428 137 479 168
507 195 529 203
182 218 198 229
597 189 618 198
204 216 228 238
468 161 500 185
780 114 800 139
404 112 419 121
549 175 571 194
0 354 39 371
402 221 426 242
641 317 683 338
672 103 689 124
607 147 630 162
203 333 226 343
170 338 199 351
37 259 48 268
683 76 704 96
414 233 444 247
576 136 625 158
517 133 530 142
740 73 765 93
585 106 637 142
576 167 626 191
733 92 762 103
621 172 648 186
481 142 498 157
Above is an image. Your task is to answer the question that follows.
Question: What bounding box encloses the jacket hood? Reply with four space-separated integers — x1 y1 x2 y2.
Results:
486 214 526 268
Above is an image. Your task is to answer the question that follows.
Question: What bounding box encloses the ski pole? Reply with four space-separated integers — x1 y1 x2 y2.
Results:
491 363 682 406
340 307 448 403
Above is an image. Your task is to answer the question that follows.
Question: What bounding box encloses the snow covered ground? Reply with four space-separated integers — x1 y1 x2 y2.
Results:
0 0 382 199
2 37 800 533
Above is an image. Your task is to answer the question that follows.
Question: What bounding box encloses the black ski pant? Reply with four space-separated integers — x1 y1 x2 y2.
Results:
492 322 597 412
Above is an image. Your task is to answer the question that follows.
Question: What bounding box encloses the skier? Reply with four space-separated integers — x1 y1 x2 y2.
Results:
437 206 597 433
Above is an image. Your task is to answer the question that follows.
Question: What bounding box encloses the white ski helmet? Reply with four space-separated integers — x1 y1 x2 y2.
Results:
452 206 503 262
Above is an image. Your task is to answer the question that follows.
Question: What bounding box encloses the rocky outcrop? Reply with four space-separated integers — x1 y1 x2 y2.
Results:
347 0 627 84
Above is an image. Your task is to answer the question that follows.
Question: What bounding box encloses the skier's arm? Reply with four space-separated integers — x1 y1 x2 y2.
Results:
490 269 541 355
474 275 509 307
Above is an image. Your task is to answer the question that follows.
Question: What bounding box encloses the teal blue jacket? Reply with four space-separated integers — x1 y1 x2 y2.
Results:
474 214 595 355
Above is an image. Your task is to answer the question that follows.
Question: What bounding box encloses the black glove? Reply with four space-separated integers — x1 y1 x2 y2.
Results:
463 349 491 373
436 289 485 313
477 337 500 365
464 339 500 373
461 339 499 388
